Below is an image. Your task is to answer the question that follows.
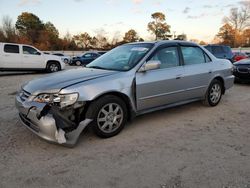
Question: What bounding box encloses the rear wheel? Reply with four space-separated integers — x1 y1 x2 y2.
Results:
203 79 223 106
88 95 128 138
46 62 60 73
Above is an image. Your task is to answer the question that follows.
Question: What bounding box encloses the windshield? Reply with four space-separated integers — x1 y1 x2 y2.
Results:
86 43 153 71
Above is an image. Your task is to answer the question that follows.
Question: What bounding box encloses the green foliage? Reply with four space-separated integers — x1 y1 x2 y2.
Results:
148 12 171 40
45 22 59 38
123 29 139 43
15 12 44 43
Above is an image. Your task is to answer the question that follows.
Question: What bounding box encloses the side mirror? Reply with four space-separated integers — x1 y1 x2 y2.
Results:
36 51 41 55
139 60 161 72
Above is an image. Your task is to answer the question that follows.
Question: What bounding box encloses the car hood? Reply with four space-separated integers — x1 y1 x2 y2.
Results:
22 68 118 95
234 59 250 65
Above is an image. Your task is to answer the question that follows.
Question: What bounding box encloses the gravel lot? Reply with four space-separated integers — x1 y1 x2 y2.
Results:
0 67 250 188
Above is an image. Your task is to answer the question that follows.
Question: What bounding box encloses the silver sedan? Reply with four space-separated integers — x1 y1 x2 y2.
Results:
16 40 234 147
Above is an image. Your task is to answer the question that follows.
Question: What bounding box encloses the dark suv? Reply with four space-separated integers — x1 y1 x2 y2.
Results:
204 45 234 62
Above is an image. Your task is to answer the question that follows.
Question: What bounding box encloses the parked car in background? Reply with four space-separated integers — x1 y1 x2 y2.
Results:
0 42 65 72
204 44 234 62
233 58 250 82
97 51 107 55
69 52 101 66
232 52 249 62
53 53 71 64
16 40 234 146
245 52 250 58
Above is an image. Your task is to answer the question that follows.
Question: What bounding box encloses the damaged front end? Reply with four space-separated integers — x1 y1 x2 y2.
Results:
15 89 92 147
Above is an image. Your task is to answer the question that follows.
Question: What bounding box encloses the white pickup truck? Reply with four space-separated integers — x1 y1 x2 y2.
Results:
0 42 65 72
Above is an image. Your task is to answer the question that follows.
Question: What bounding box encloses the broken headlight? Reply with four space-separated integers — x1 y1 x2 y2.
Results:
34 93 79 108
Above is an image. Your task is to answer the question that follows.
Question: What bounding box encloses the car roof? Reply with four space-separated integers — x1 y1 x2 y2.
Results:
204 44 231 48
126 40 199 47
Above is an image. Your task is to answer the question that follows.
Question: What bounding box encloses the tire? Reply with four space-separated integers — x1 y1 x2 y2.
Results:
46 62 61 73
87 95 128 138
203 79 223 106
64 59 69 64
76 61 81 66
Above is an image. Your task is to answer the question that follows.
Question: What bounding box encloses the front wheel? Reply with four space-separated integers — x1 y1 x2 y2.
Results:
88 95 128 138
46 62 60 73
64 58 69 64
75 61 81 66
203 79 223 106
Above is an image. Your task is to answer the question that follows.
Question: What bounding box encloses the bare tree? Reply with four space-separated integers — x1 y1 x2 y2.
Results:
1 16 18 42
73 32 92 49
224 2 250 31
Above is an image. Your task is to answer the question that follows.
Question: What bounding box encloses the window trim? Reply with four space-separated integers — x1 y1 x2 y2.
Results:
179 45 210 66
145 44 181 70
22 45 40 55
4 44 20 54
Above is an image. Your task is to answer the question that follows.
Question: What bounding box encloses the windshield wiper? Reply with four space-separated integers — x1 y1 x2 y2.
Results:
87 66 108 70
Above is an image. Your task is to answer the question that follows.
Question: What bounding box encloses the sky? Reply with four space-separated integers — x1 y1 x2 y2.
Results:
0 0 245 42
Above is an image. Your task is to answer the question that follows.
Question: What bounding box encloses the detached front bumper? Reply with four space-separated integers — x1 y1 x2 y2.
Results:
15 94 92 147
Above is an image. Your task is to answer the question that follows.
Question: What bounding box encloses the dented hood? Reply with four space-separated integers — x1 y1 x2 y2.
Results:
22 68 118 95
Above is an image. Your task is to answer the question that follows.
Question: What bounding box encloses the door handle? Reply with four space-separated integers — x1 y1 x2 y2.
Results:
176 75 182 79
4 54 10 57
208 70 213 74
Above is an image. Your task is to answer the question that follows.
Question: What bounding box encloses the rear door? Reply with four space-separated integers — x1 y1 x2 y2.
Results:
136 45 186 111
21 45 44 69
180 45 213 99
2 44 21 68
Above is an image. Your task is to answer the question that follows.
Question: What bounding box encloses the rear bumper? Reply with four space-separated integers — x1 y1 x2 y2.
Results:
224 75 235 90
233 72 250 80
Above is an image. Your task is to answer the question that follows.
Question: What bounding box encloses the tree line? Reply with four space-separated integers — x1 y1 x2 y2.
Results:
2 3 249 51
0 11 183 51
216 1 250 47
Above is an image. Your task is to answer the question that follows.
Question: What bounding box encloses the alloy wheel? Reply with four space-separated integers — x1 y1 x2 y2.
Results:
209 83 221 104
49 63 59 72
97 103 124 134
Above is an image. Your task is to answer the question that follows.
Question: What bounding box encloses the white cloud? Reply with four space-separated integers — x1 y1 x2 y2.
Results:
132 0 143 4
183 7 190 14
18 0 40 6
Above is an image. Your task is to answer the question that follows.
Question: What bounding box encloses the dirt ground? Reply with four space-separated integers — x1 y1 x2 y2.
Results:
0 67 250 188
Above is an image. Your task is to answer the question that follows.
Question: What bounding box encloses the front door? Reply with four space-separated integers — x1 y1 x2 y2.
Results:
136 46 186 111
21 45 44 69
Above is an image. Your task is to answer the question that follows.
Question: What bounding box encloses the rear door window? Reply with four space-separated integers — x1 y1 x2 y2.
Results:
181 46 206 65
4 44 19 54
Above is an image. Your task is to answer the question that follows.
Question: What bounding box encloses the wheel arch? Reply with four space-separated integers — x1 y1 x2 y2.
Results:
84 91 135 121
46 60 61 70
212 76 225 94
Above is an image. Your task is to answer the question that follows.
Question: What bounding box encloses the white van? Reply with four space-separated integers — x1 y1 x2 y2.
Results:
0 43 65 72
